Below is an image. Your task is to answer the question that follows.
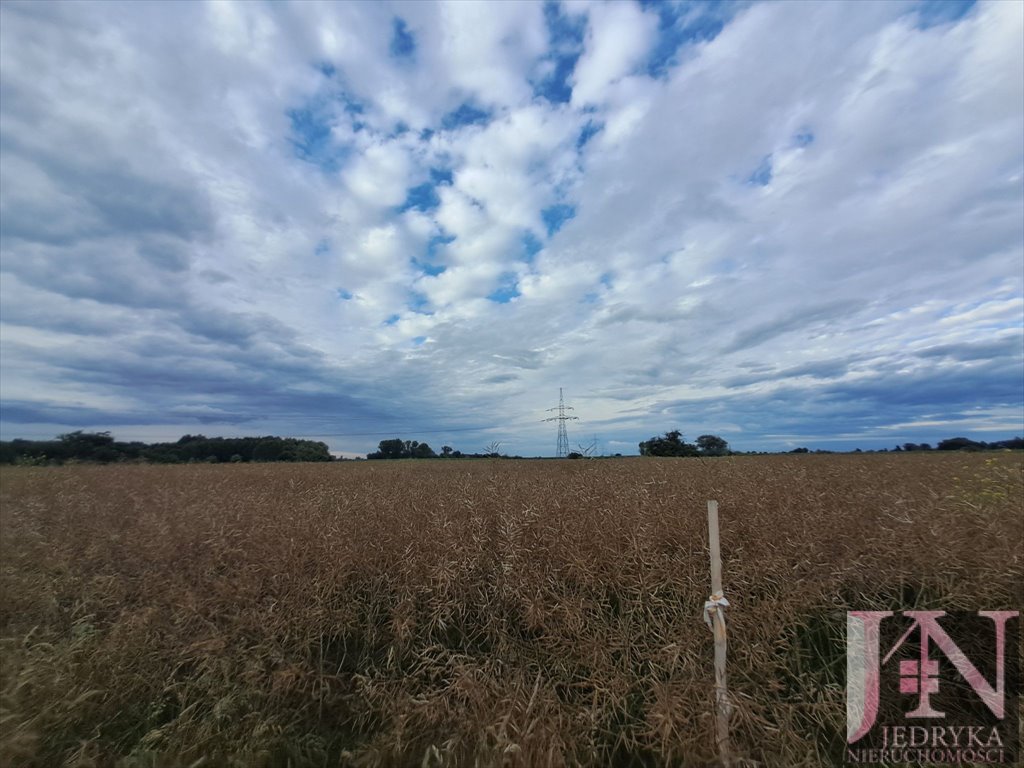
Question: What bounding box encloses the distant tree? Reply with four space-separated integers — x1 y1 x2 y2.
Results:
0 433 316 465
59 430 114 449
412 442 436 458
252 438 284 462
937 437 984 451
441 445 453 458
695 434 729 457
285 439 331 462
56 431 118 462
639 430 698 457
367 438 438 460
369 438 406 459
991 437 1024 450
789 447 809 454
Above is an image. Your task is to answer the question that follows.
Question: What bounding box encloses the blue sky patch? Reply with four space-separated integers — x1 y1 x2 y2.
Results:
412 335 427 346
441 102 492 130
542 203 576 236
408 291 431 313
334 89 365 117
544 1 586 51
642 0 731 77
336 288 353 300
390 17 416 58
913 0 975 29
793 130 815 148
315 239 330 255
399 182 441 213
487 272 521 303
426 233 455 260
287 104 343 172
398 169 452 213
577 121 602 150
747 155 773 187
430 167 453 185
287 85 366 172
384 313 400 326
522 231 543 263
533 1 586 104
413 259 446 277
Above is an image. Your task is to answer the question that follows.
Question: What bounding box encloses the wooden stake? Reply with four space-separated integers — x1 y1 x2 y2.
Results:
707 500 732 765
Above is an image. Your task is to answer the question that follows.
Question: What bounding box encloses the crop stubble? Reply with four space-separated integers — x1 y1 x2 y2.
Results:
0 454 1020 766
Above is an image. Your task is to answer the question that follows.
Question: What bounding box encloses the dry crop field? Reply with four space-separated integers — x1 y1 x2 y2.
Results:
0 453 1021 767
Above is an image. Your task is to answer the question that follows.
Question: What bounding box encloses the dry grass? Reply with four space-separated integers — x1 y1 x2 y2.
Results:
0 454 1020 767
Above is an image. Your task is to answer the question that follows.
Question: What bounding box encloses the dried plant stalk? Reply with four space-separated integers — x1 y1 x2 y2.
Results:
0 453 1019 766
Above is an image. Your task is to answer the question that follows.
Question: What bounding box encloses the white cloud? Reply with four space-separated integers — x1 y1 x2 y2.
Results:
344 140 415 208
435 0 548 108
572 1 659 106
1 0 1020 455
445 106 581 236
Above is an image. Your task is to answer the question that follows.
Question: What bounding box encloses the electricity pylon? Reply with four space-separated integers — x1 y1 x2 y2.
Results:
543 388 579 458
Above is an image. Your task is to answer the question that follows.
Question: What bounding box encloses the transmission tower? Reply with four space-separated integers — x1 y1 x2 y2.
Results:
543 387 579 458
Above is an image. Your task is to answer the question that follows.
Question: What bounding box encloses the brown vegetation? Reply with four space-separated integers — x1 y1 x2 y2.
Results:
1 454 1021 766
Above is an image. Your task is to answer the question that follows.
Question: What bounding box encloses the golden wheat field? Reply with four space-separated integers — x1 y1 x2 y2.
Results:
0 454 1021 768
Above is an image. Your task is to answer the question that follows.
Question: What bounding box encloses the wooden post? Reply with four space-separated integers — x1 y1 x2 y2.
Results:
707 500 731 765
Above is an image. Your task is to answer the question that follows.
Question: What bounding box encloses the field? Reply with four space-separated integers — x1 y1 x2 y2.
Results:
1 454 1021 767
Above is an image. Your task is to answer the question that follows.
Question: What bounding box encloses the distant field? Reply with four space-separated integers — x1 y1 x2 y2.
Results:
1 454 1020 767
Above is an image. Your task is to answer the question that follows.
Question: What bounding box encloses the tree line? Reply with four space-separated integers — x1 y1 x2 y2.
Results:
0 431 332 465
366 438 513 460
897 437 1023 451
638 431 731 457
638 430 1023 456
3 430 1019 466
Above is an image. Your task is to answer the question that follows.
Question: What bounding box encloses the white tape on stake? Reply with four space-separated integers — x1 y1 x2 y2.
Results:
706 499 732 765
703 593 730 629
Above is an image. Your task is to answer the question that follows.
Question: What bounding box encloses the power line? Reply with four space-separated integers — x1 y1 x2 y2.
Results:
542 387 579 458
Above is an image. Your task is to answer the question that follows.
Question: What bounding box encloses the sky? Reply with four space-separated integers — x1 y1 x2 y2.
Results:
1 0 1022 458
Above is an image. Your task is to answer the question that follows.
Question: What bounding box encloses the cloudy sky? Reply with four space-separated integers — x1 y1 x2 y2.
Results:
1 0 1021 457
